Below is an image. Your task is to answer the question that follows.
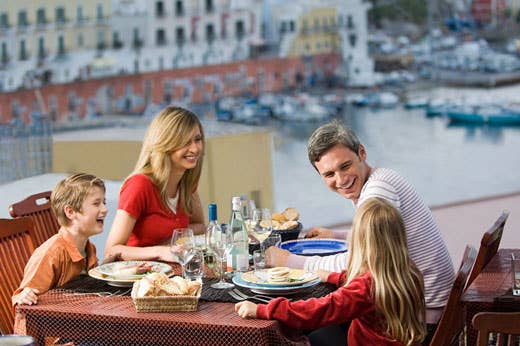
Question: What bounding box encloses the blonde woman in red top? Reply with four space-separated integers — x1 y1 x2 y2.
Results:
104 106 205 262
236 198 426 346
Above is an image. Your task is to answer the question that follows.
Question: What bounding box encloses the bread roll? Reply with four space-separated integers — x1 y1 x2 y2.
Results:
281 220 299 230
187 281 202 296
282 208 299 221
172 276 189 295
271 213 287 222
272 220 283 230
137 277 156 297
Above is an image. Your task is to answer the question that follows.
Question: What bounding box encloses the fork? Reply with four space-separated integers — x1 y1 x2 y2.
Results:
228 289 273 304
231 288 273 301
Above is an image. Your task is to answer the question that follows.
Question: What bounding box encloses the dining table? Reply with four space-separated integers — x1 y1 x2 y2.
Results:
461 248 520 346
14 264 336 346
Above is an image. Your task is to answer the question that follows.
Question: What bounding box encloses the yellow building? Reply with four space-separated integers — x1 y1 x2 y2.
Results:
287 7 340 57
0 0 111 65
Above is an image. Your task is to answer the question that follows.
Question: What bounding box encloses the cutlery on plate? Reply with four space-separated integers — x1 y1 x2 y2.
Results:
228 290 272 304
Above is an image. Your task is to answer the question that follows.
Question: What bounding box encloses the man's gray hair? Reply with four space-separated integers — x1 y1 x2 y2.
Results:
307 119 361 169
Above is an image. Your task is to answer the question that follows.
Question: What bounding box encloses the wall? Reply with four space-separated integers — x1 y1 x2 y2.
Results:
52 130 273 220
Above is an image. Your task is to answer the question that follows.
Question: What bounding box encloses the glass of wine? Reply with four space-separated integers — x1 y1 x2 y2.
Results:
170 228 195 278
251 208 273 244
207 224 234 289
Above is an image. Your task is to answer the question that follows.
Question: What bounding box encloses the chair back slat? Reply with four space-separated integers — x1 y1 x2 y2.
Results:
0 217 36 335
430 245 477 346
9 191 59 248
467 211 509 288
472 312 520 346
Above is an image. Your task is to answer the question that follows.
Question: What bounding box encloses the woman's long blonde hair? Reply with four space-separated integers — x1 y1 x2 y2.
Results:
124 106 204 216
345 198 426 346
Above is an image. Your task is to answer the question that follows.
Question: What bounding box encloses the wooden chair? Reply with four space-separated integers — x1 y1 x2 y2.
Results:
466 211 510 288
429 245 477 346
472 311 520 346
9 191 59 248
0 217 36 334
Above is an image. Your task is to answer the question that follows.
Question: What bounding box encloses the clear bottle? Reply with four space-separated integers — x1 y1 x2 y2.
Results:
227 196 249 273
204 203 219 270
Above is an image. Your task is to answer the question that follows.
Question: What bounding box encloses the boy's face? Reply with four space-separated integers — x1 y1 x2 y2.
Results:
71 186 107 236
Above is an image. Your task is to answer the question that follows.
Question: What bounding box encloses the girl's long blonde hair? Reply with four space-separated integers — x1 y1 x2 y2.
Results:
345 198 426 346
124 106 204 216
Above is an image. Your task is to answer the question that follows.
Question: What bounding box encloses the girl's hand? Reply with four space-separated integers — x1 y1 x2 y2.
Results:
13 287 40 305
235 301 258 319
315 269 331 283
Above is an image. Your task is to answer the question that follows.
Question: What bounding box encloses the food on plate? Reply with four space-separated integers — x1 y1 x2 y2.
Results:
112 262 155 276
267 266 291 283
134 272 201 297
270 207 300 231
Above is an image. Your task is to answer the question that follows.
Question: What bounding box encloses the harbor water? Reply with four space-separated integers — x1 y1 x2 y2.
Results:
272 91 520 229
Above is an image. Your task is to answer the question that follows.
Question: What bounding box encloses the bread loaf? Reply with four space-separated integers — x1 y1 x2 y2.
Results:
271 213 287 222
282 208 299 221
134 273 200 297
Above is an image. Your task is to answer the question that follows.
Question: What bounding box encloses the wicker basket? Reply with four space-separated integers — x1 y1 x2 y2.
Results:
131 280 201 312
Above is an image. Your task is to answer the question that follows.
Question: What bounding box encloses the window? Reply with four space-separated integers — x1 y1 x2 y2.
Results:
96 4 103 20
280 22 287 34
206 24 215 43
38 37 45 59
156 29 166 45
1 42 8 63
175 1 184 16
133 28 142 48
289 21 295 32
58 35 65 54
349 34 357 47
56 7 65 24
36 8 46 26
19 39 27 60
97 31 105 50
175 27 185 45
205 0 214 13
18 10 28 27
77 6 83 22
0 13 9 28
347 16 354 29
77 33 84 47
235 20 244 40
112 32 122 48
156 1 165 17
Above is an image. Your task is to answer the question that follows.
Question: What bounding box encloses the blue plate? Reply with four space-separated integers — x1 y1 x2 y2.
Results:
232 272 321 295
280 239 348 256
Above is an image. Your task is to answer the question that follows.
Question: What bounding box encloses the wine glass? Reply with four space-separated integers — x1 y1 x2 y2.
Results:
170 228 195 278
207 224 234 289
251 208 273 244
261 233 282 257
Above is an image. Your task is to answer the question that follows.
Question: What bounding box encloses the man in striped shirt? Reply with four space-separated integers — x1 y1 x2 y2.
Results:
267 120 454 339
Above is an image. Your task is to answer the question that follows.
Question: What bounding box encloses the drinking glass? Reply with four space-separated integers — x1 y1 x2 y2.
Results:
251 208 273 244
512 253 520 296
261 233 282 255
185 249 204 282
208 223 234 289
170 228 195 278
253 250 266 272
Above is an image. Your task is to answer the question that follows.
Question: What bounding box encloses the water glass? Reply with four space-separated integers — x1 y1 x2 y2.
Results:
185 249 204 282
512 254 520 296
251 208 273 243
253 250 265 272
261 233 282 255
170 228 195 278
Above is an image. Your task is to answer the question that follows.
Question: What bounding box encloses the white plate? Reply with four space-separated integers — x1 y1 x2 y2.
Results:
232 272 321 295
88 267 137 287
241 269 318 286
95 261 172 280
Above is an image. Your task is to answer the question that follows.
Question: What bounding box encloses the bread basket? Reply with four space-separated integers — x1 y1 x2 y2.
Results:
131 280 201 312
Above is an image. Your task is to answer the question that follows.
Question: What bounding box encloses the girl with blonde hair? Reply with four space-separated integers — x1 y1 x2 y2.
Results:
105 106 205 262
236 197 426 346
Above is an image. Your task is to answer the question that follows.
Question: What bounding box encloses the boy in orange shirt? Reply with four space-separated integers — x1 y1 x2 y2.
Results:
12 173 108 305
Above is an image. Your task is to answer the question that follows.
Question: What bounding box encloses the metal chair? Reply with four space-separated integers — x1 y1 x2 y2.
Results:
0 217 36 334
9 191 59 248
429 245 477 346
472 311 520 346
466 211 510 288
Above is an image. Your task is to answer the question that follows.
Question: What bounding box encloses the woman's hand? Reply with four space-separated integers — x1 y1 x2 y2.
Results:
235 301 258 319
13 287 40 306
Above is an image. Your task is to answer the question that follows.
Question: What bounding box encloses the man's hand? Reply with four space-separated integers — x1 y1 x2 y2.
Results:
265 246 291 267
235 301 258 319
304 227 333 239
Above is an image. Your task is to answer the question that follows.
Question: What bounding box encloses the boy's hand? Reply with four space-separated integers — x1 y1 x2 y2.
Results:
13 287 40 305
315 269 331 283
235 301 258 319
265 246 290 267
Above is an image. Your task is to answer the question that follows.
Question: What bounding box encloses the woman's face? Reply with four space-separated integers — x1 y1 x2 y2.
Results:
169 126 203 172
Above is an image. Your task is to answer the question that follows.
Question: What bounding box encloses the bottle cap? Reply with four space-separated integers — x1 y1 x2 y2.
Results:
208 203 217 221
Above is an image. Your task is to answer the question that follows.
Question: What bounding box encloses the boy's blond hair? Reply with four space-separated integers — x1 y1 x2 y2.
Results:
51 173 106 226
